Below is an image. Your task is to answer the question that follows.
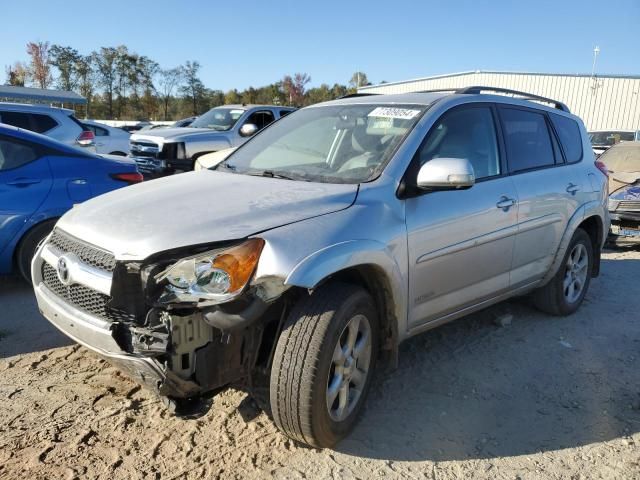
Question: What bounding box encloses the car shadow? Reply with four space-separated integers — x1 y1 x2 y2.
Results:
337 256 640 461
0 275 71 359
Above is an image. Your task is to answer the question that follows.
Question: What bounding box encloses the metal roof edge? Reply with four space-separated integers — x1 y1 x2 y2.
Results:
359 70 640 91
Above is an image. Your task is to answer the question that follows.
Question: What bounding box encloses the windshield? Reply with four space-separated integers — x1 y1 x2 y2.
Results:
590 131 635 146
190 107 246 131
216 104 426 183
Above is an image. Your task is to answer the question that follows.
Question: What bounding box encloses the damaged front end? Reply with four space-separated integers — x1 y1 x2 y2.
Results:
33 229 290 403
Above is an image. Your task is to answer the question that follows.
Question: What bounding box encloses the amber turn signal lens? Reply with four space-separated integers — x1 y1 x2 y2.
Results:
212 238 265 293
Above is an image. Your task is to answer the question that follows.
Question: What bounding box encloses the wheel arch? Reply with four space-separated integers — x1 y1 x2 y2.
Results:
12 216 59 271
542 201 606 285
578 214 603 277
284 241 406 365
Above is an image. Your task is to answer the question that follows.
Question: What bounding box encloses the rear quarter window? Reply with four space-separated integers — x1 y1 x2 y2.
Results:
550 114 583 163
31 114 58 133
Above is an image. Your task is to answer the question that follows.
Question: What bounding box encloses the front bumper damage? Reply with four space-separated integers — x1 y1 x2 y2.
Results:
32 231 282 400
34 282 201 397
609 211 640 244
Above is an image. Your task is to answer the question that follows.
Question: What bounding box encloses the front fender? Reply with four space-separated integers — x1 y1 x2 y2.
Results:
285 239 408 342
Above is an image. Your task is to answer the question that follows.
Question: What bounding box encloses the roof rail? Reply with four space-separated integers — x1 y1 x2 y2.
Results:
415 88 462 94
455 86 570 112
338 92 380 99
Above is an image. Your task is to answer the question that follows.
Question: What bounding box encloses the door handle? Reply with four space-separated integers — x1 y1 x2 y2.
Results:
496 196 516 211
6 177 41 187
566 183 580 195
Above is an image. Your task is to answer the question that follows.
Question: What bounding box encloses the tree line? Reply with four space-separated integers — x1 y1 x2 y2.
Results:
4 41 374 121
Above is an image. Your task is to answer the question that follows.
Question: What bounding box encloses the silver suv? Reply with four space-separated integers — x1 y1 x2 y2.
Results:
32 87 609 448
0 102 95 152
129 104 295 175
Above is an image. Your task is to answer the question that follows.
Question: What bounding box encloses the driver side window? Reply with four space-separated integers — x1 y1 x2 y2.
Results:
418 106 500 180
244 111 275 131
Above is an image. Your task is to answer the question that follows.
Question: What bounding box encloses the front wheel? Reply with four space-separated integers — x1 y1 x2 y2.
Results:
533 228 593 316
270 283 379 448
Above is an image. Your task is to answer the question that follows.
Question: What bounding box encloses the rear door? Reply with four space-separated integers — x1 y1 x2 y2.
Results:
498 106 583 287
0 134 53 254
405 104 518 328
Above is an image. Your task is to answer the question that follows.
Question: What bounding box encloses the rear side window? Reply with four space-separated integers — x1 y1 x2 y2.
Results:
500 108 555 172
0 111 58 134
0 111 31 130
30 114 58 133
85 124 108 136
550 114 583 163
0 137 39 171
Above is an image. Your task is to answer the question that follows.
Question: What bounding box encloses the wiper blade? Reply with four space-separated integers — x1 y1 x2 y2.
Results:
248 170 297 180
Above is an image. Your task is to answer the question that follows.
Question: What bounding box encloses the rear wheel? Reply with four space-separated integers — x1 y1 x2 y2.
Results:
533 228 593 316
270 283 379 448
16 220 56 283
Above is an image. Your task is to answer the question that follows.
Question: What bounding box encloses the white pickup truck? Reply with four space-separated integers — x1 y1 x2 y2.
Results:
129 104 295 175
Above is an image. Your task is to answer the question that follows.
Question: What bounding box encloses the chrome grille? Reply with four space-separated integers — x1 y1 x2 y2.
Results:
132 156 163 174
42 263 135 323
130 141 159 158
49 229 116 272
617 200 640 212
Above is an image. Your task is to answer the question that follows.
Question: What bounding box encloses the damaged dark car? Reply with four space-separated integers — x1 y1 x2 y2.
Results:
601 142 640 244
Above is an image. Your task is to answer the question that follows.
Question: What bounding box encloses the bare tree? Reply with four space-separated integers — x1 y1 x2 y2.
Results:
5 62 29 86
282 73 310 106
349 71 369 90
26 41 52 88
180 61 206 115
157 67 183 120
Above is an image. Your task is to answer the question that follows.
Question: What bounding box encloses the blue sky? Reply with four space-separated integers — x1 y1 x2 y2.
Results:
1 0 638 91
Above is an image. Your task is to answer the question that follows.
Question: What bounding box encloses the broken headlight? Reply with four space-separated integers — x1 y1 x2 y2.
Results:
156 238 264 304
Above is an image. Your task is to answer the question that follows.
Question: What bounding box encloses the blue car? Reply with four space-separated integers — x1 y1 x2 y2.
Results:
0 124 142 281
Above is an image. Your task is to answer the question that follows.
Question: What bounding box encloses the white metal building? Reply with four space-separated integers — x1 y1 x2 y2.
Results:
358 71 640 131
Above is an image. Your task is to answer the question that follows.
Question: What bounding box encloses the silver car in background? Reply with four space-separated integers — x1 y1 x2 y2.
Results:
82 120 131 156
32 87 608 448
0 102 96 152
129 104 295 175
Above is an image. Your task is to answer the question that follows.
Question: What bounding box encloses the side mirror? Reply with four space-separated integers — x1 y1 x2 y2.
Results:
239 123 259 137
417 158 475 190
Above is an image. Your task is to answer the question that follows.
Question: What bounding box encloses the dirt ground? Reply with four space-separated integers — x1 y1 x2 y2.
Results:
1 249 639 480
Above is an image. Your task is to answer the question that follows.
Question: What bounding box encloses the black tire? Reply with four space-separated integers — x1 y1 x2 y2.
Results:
270 282 379 448
16 220 56 283
533 228 593 316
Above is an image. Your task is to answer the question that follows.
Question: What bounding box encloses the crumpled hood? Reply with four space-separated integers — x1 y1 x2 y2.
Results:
131 127 223 143
57 171 358 260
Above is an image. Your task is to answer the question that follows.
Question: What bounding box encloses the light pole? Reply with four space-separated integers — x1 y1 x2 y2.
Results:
591 45 600 79
589 46 602 129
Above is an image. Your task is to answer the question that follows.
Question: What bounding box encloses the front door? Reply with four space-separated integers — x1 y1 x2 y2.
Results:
405 104 518 329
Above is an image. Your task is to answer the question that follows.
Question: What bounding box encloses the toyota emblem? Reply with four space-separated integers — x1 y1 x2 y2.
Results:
57 256 71 285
